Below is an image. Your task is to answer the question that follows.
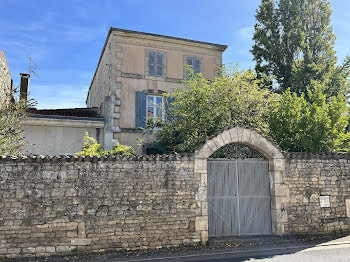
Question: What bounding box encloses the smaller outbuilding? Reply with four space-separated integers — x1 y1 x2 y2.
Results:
19 74 104 156
0 51 105 156
24 107 104 155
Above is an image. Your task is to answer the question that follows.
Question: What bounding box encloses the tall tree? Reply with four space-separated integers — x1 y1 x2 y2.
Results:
252 0 350 98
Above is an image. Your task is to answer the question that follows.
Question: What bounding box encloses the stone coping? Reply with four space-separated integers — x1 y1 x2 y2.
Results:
284 152 350 160
0 154 194 163
1 151 349 163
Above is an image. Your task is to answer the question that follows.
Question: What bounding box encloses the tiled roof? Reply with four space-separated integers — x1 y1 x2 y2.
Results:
28 107 102 119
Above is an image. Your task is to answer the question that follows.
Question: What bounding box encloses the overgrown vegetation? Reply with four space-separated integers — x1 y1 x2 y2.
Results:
268 84 350 152
146 65 350 153
146 66 277 154
0 89 33 156
76 132 135 157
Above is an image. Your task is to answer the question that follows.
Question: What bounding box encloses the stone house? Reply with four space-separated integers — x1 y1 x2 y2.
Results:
87 27 227 152
0 51 13 106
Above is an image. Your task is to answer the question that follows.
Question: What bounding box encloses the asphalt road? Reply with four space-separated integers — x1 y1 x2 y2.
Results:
190 246 350 262
123 244 350 261
12 236 350 262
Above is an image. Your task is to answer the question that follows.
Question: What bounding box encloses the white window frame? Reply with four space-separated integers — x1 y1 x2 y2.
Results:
146 95 165 123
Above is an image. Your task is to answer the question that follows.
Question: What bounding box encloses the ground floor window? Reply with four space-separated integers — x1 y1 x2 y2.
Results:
146 95 164 123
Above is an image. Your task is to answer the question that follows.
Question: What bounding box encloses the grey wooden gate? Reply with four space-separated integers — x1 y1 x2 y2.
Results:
207 159 272 237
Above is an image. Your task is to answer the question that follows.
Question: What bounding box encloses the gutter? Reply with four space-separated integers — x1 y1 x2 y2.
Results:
25 115 105 128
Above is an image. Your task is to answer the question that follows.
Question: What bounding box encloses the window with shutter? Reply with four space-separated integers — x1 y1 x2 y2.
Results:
148 52 164 77
186 57 201 75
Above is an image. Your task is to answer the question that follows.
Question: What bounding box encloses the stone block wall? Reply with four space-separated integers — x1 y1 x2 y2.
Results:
284 153 350 235
0 155 201 258
2 148 350 259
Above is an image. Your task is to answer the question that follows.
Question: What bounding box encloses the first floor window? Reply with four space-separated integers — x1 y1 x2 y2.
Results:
186 57 201 74
147 95 164 123
148 52 164 77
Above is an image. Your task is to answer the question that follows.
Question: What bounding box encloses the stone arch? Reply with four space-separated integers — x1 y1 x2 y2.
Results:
193 126 288 243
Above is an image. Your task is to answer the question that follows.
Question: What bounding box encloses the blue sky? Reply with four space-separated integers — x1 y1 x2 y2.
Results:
1 0 350 109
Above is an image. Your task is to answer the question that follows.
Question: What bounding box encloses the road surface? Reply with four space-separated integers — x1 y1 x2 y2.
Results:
14 236 350 262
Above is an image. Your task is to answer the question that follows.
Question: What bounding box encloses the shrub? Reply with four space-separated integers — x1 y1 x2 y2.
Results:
76 132 135 157
146 66 276 153
268 83 350 152
0 88 35 156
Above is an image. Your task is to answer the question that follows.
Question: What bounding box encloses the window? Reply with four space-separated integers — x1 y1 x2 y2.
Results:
148 52 164 77
186 57 201 74
136 91 172 128
146 95 164 123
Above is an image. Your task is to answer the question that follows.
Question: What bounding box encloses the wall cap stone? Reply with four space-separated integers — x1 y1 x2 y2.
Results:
0 154 194 163
284 152 350 160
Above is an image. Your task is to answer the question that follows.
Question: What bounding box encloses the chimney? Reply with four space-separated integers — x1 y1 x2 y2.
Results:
19 73 30 103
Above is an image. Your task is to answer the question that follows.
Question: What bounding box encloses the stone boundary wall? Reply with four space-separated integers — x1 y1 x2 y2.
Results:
284 152 350 235
0 155 202 259
2 150 350 258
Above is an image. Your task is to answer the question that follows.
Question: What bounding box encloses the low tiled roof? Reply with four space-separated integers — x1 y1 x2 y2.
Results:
28 107 102 119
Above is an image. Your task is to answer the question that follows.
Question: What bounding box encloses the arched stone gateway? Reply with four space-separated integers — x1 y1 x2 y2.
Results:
193 127 288 243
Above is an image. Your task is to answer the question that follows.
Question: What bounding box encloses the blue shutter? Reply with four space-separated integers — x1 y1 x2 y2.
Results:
186 57 193 67
194 58 201 74
186 57 200 74
148 52 156 76
156 53 164 76
166 96 175 122
136 91 146 128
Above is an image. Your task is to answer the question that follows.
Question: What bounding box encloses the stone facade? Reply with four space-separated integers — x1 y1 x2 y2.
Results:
86 28 227 152
0 51 12 106
0 155 201 259
283 153 350 235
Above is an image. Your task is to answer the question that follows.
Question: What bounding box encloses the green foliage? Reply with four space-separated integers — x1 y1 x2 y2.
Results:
0 89 33 156
252 0 350 98
76 132 135 157
147 66 277 153
76 133 103 157
268 83 350 152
